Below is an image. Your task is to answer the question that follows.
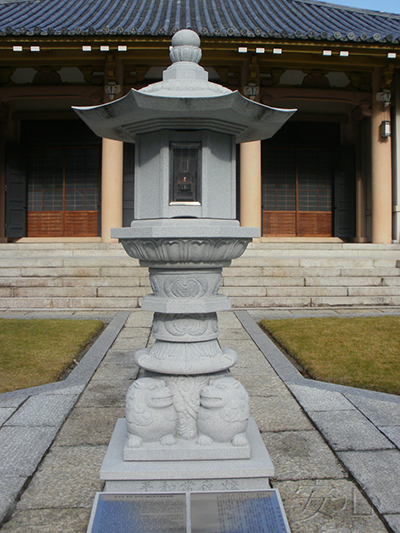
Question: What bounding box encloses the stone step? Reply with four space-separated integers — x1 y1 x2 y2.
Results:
0 297 140 309
232 256 398 268
0 242 399 309
1 242 399 260
222 285 400 298
229 295 400 307
1 293 400 310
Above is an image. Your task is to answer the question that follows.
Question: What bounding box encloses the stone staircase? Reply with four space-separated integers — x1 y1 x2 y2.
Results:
0 242 400 309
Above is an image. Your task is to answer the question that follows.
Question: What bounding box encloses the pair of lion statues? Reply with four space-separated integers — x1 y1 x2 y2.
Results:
125 375 250 448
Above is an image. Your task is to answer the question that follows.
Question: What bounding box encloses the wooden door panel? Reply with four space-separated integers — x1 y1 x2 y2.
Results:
64 211 98 237
263 211 296 236
27 212 64 237
297 212 332 237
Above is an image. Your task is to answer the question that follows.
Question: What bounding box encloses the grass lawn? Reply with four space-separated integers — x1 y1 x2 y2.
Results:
260 316 400 395
0 319 104 393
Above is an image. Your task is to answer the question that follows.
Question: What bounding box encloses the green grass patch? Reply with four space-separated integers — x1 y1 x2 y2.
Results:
260 316 400 395
0 319 104 393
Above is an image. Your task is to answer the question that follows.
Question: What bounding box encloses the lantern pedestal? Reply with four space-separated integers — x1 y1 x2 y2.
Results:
110 219 259 463
100 418 274 493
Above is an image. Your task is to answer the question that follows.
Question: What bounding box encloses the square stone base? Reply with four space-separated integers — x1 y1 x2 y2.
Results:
101 417 274 493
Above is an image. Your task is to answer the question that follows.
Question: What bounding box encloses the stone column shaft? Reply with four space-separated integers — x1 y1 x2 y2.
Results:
371 68 392 244
101 137 123 243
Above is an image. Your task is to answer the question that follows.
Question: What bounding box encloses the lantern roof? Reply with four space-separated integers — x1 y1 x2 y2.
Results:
73 29 295 144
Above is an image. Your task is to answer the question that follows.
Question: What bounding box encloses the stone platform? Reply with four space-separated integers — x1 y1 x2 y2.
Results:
101 417 272 491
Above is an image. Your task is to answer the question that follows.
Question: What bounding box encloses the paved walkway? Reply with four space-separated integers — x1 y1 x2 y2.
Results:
0 308 399 532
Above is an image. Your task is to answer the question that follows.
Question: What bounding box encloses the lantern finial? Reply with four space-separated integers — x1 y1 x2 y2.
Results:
170 29 202 63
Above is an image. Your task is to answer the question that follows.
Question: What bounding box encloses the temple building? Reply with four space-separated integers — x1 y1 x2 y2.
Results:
0 0 399 244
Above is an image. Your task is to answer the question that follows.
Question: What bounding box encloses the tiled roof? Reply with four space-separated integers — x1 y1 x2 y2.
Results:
0 0 399 43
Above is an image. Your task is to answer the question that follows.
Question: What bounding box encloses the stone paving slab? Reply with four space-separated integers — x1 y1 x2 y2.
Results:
249 395 315 433
0 426 59 476
5 394 78 427
288 383 356 411
0 397 25 409
0 408 15 426
337 449 400 515
54 406 125 446
1 508 92 533
308 409 394 451
346 394 400 426
262 430 347 481
379 426 400 448
0 475 27 525
15 445 107 510
386 515 400 533
273 479 389 533
74 378 132 409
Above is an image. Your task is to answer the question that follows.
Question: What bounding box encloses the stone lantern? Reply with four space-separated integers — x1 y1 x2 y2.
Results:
75 30 295 492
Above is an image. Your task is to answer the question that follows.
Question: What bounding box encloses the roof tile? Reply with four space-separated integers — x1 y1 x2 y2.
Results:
0 0 399 42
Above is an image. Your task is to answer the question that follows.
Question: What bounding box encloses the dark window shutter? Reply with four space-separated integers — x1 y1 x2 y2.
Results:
6 144 27 238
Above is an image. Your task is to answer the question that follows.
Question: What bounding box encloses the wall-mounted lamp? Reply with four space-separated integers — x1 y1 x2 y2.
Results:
243 82 259 100
380 120 391 138
105 81 121 100
376 90 391 107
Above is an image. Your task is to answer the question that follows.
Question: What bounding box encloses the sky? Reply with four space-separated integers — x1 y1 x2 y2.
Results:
320 0 400 14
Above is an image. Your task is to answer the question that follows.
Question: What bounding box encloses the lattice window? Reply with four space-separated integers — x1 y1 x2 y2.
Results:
262 148 296 211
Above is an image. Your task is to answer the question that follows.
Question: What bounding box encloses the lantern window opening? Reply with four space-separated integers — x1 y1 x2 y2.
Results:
170 141 202 205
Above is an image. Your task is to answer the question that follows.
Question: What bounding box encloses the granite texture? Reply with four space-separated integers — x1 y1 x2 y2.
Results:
16 446 107 510
262 430 347 481
0 426 58 476
273 479 388 533
5 394 78 427
288 383 356 412
1 508 92 533
308 409 394 451
337 449 400 515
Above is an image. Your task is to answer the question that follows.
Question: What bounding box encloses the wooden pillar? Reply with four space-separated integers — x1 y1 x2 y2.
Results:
371 68 392 244
393 71 400 243
240 140 262 238
101 138 123 243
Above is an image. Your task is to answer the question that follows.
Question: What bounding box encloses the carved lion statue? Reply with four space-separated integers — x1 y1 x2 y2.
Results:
197 376 250 446
125 377 177 448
